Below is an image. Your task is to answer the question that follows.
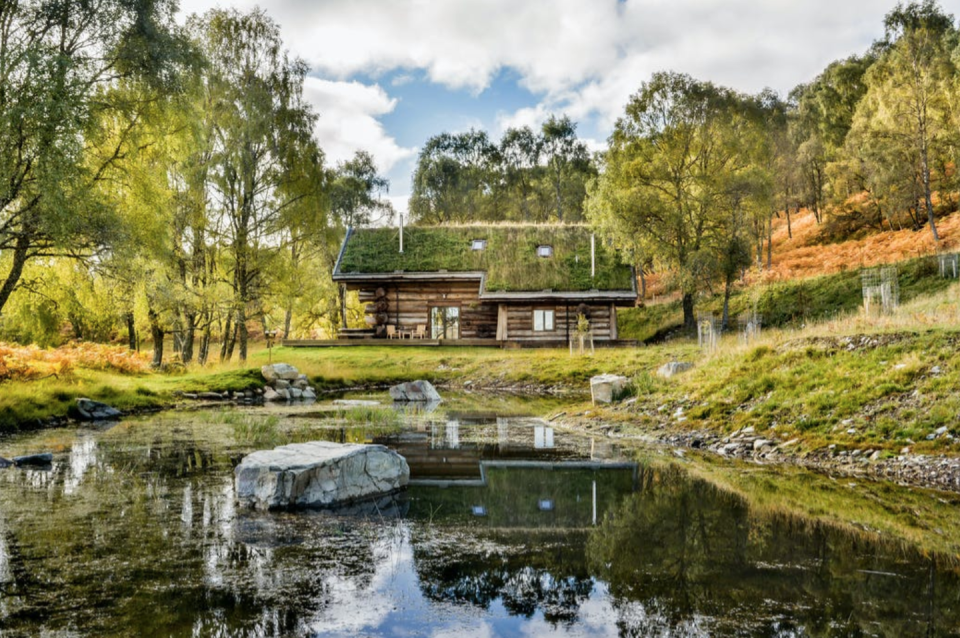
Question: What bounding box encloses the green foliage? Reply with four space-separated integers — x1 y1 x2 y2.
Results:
338 225 634 292
588 72 772 328
409 117 596 224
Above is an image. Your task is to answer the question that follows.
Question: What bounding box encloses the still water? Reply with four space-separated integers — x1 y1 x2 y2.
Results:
0 400 957 637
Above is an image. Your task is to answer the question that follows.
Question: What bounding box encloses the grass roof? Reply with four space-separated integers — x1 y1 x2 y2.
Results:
337 224 635 292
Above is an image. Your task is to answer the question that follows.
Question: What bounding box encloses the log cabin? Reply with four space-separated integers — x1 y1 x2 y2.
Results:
330 224 637 346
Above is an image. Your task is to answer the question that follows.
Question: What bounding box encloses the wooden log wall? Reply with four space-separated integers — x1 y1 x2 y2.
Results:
353 281 498 339
503 304 614 342
350 281 620 342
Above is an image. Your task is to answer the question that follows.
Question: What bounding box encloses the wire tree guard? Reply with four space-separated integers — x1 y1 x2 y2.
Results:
738 313 763 345
939 253 959 279
697 313 720 354
861 266 900 315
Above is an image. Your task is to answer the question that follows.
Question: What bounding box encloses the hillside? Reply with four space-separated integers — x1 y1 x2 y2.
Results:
620 208 960 342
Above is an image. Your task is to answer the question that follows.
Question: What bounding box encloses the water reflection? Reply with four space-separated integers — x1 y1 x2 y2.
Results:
0 409 957 637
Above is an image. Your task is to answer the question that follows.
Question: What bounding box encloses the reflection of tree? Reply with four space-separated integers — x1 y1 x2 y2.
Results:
587 465 960 637
413 530 594 626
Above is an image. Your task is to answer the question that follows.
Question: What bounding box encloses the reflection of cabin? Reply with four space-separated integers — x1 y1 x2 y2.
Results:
320 224 637 347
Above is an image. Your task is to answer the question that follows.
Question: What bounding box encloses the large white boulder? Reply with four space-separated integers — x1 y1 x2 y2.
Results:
235 441 409 510
590 374 629 404
389 380 442 402
261 363 301 383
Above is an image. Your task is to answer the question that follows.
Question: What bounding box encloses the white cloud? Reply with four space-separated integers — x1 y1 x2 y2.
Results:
302 77 416 174
178 0 960 204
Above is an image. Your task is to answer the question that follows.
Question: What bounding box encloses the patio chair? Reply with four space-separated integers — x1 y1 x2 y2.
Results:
386 325 398 339
413 324 426 339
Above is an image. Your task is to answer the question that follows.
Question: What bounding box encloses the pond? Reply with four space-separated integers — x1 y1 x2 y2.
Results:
0 396 958 637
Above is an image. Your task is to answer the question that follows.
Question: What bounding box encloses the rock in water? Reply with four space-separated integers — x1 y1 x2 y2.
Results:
72 398 122 421
261 363 301 383
389 380 442 402
656 361 694 378
13 453 53 467
235 441 410 510
0 457 12 469
590 374 629 404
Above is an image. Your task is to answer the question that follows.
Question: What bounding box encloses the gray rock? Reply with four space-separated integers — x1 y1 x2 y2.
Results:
182 393 198 400
263 386 281 402
293 379 309 390
13 453 53 467
590 374 629 405
274 379 291 390
302 388 317 400
289 388 303 400
657 361 694 378
275 388 291 400
235 441 410 510
73 398 122 421
261 363 300 383
753 439 773 451
198 392 224 400
389 380 442 402
0 457 12 469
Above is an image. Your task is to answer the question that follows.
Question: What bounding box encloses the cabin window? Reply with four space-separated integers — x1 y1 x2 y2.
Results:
533 309 555 331
537 245 553 258
430 306 460 340
471 239 487 251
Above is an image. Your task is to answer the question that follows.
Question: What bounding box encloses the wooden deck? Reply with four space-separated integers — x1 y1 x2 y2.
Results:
282 338 639 349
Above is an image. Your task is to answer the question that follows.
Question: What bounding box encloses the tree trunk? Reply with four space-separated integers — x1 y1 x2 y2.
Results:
198 324 211 366
181 312 196 364
219 314 233 363
126 312 137 351
786 203 792 239
283 307 293 338
225 320 238 362
920 137 940 241
237 306 248 362
638 264 647 300
0 235 30 316
682 292 695 332
148 309 164 368
766 213 773 269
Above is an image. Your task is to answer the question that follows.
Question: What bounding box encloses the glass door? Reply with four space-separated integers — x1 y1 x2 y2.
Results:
430 306 460 340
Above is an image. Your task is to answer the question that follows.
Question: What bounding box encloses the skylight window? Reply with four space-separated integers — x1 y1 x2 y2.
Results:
471 239 487 251
537 245 553 258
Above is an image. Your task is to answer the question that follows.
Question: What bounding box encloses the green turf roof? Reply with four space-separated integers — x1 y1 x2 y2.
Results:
336 225 635 292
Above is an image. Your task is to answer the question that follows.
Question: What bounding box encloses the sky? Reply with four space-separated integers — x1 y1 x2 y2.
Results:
178 0 960 215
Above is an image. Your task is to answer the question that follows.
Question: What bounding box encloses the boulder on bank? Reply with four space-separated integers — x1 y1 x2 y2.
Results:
389 380 442 403
260 363 316 402
261 363 300 383
590 374 629 405
656 361 694 378
235 441 409 510
71 398 122 421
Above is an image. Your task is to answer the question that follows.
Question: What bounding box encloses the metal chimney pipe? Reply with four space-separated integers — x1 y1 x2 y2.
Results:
591 234 595 279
